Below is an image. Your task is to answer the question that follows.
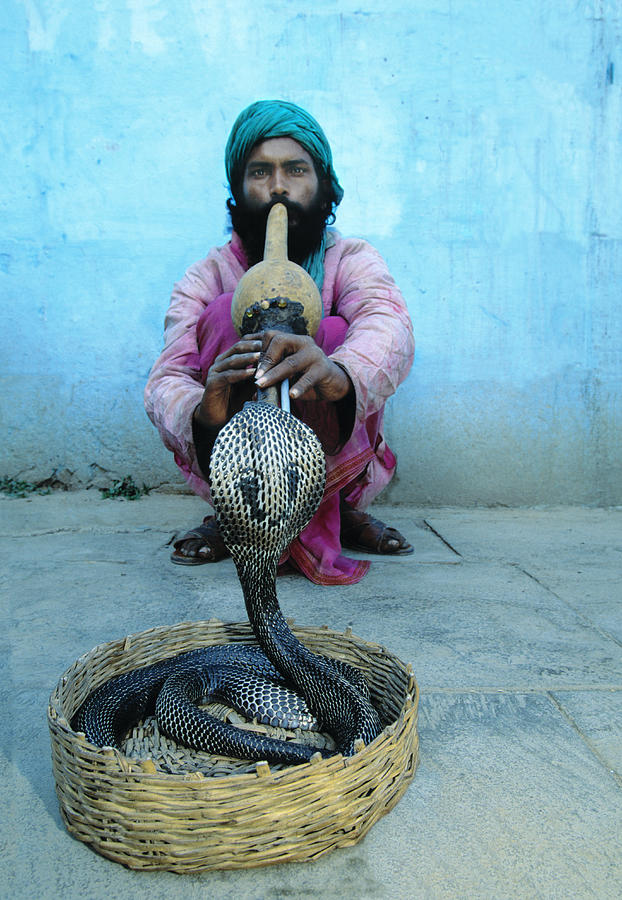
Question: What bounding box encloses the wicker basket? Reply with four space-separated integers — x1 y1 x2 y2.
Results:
48 619 419 872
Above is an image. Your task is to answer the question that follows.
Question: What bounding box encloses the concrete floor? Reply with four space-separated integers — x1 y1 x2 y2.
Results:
1 492 621 899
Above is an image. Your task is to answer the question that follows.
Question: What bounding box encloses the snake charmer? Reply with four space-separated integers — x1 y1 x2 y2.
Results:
144 99 415 585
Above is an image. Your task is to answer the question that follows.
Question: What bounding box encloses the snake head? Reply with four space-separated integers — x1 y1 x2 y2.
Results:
209 401 326 563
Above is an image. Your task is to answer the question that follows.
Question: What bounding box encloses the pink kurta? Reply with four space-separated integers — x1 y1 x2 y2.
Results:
144 231 414 583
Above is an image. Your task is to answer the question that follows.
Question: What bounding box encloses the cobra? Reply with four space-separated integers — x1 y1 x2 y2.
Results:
73 206 382 764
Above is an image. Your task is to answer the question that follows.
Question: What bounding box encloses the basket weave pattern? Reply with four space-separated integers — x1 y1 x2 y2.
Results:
48 619 419 872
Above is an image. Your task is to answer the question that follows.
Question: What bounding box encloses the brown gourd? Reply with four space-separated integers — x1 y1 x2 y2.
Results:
231 202 323 339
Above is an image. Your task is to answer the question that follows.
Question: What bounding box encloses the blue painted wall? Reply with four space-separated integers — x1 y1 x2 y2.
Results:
2 1 621 504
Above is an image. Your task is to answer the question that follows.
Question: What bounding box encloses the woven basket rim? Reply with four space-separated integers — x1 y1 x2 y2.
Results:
49 617 418 773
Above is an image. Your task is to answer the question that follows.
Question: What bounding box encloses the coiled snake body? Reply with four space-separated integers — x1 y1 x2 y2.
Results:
74 400 381 764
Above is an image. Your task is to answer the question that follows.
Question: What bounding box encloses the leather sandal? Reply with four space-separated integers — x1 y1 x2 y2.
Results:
340 507 414 556
170 516 231 566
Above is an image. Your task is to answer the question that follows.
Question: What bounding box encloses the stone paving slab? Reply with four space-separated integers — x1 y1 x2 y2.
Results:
423 507 622 567
0 491 208 536
550 689 622 776
528 564 622 644
301 559 622 692
383 690 622 899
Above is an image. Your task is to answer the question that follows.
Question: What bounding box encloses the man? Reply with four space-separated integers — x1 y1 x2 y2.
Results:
144 100 415 585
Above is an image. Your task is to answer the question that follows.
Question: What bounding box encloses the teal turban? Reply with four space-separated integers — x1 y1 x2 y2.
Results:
225 100 344 205
225 100 344 291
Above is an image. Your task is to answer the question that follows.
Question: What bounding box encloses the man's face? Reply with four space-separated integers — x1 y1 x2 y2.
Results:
230 136 330 267
242 137 321 223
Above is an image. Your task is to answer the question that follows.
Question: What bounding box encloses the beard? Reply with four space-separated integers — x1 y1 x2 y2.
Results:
227 193 331 267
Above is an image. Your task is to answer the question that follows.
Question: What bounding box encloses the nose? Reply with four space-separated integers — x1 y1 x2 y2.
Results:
270 168 287 197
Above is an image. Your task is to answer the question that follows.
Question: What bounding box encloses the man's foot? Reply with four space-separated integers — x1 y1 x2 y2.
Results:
170 516 231 566
340 505 414 556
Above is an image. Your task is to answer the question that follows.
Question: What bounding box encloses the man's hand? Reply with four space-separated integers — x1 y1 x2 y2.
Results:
194 338 262 428
255 331 353 403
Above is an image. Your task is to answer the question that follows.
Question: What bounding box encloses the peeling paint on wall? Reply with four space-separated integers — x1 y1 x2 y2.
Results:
22 0 69 52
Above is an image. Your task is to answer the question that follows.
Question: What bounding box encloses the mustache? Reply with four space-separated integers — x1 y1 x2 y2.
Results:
243 196 308 228
263 196 305 215
228 193 329 266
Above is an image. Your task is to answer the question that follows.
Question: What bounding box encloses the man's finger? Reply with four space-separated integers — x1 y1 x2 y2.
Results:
219 367 260 383
287 363 325 399
256 351 310 386
212 350 261 373
215 339 262 364
256 332 312 379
